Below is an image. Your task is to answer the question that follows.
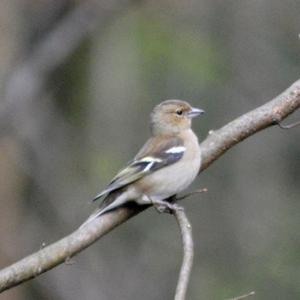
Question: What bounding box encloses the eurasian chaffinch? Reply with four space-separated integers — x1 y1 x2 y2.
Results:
82 100 204 226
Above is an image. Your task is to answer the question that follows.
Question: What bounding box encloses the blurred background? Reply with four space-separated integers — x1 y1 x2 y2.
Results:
0 0 299 299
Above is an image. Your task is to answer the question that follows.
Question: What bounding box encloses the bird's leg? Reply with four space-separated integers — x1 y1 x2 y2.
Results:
148 195 184 214
153 199 172 214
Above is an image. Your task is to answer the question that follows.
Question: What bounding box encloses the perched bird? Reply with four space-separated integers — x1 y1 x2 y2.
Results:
81 100 204 226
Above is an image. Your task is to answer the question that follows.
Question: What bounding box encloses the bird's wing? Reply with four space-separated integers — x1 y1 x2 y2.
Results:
93 136 185 201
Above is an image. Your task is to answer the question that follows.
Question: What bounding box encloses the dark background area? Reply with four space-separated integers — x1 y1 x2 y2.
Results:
0 1 299 299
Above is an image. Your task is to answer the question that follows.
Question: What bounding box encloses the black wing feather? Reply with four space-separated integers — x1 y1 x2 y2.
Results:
93 136 185 201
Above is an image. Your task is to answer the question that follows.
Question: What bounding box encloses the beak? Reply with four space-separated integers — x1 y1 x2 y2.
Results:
188 107 205 118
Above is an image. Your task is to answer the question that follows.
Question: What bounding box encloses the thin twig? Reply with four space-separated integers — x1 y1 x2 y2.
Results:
226 291 255 300
173 207 194 300
176 188 208 201
151 198 194 300
277 119 300 129
152 196 195 300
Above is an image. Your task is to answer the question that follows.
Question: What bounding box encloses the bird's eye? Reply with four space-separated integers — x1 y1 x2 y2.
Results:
176 109 183 116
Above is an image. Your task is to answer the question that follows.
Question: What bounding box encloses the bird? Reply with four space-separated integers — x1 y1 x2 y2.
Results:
81 100 204 227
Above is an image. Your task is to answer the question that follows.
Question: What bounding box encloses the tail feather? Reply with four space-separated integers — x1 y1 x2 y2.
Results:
80 191 127 228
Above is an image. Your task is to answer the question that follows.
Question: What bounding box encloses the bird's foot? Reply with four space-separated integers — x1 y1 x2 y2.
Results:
151 199 183 214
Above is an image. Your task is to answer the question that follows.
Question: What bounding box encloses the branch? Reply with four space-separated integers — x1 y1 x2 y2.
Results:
199 79 300 171
0 79 300 293
151 198 195 300
173 208 194 300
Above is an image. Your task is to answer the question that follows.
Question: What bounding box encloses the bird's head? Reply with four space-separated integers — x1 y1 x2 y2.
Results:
151 99 205 135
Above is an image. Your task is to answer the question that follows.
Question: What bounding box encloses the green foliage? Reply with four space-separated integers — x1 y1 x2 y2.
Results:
136 16 225 89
